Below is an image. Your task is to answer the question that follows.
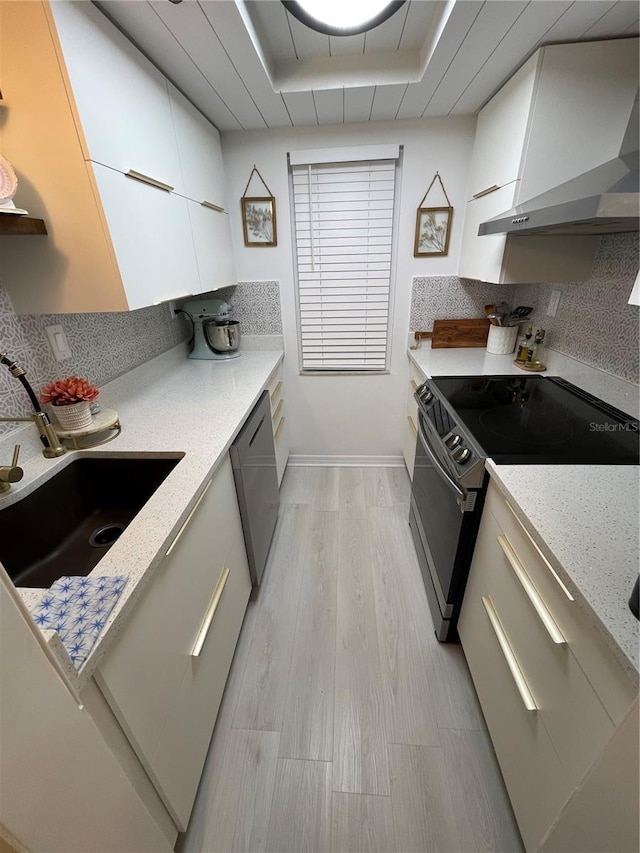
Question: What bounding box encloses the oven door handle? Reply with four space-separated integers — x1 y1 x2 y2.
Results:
417 417 468 510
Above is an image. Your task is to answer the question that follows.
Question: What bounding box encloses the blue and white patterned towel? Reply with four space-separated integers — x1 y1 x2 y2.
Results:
32 575 128 668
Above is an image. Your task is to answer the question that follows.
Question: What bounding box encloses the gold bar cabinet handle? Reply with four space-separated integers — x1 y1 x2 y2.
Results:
201 200 225 212
407 415 417 436
410 379 419 391
504 501 574 601
497 535 565 645
166 479 212 557
275 416 286 440
472 184 500 199
270 380 283 400
481 596 537 712
125 169 174 193
272 398 284 423
191 567 230 657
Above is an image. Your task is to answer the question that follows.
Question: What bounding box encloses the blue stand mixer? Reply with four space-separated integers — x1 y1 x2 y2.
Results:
182 298 241 360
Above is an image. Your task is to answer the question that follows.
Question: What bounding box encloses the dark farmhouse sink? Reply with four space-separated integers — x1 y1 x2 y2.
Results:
0 455 183 588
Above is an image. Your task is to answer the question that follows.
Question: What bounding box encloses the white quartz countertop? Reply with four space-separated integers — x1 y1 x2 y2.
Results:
408 342 640 680
487 462 639 682
0 345 284 688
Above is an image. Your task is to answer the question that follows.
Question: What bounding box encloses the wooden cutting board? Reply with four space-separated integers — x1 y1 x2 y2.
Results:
415 318 490 349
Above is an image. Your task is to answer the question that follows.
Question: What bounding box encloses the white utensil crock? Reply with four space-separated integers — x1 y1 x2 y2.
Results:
487 324 518 355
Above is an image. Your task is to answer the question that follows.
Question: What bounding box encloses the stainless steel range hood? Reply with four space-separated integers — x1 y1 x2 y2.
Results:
480 93 640 237
478 152 639 236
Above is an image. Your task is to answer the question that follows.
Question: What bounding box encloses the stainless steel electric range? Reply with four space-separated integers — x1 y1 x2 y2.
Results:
409 374 639 641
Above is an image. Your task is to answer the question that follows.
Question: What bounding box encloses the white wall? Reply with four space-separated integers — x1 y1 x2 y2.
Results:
221 118 476 460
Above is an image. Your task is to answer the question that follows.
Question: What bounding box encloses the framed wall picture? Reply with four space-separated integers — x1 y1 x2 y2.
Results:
241 196 277 247
413 206 453 257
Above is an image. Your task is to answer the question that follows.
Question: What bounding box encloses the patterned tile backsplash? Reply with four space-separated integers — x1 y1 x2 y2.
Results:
512 233 639 383
214 281 282 335
1 228 637 442
410 233 639 384
0 284 192 436
0 280 282 438
409 276 513 332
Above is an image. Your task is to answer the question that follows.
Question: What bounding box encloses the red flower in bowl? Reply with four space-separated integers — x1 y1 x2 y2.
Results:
40 376 100 407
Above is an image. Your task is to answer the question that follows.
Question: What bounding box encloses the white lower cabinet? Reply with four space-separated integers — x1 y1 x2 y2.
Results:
402 358 424 479
266 362 289 485
458 479 638 851
0 579 171 853
95 455 251 830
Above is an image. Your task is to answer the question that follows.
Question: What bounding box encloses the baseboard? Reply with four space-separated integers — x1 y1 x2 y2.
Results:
287 454 405 467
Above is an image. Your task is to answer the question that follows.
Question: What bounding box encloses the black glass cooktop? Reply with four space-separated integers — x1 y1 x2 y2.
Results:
431 375 639 465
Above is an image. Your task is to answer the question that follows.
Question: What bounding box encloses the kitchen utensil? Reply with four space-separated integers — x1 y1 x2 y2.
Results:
484 304 500 325
416 318 490 349
492 301 510 326
504 306 534 326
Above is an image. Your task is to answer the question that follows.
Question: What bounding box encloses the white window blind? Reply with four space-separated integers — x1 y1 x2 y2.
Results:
291 158 398 371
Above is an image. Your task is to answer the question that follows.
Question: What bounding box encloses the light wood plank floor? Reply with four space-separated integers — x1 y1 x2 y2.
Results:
178 467 523 853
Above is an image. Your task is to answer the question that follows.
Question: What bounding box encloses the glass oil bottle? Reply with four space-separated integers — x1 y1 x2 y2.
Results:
515 325 533 363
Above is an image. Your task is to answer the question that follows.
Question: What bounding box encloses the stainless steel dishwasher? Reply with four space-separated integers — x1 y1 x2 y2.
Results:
230 390 280 586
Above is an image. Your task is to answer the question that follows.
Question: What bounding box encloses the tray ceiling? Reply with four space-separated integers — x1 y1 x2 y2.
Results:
96 0 639 131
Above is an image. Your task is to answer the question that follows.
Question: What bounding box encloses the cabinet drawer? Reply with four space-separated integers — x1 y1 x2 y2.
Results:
148 533 251 829
265 362 288 485
408 360 424 388
477 511 614 787
459 547 572 852
403 360 423 479
267 365 283 408
96 457 250 821
485 483 637 725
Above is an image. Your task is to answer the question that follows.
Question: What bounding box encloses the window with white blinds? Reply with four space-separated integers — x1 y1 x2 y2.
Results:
291 157 398 372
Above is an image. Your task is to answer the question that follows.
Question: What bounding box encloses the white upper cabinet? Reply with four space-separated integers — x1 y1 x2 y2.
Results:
168 82 237 291
460 37 638 284
187 200 237 291
49 0 185 194
466 57 538 201
168 83 228 209
93 163 199 307
0 1 235 313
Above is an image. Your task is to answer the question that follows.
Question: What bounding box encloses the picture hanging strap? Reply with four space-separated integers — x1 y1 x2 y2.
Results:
242 165 274 199
418 172 451 207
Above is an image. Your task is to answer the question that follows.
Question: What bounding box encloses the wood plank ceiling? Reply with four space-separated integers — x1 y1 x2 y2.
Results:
96 0 639 131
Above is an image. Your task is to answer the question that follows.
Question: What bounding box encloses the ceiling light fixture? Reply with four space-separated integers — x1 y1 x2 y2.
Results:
282 0 406 37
